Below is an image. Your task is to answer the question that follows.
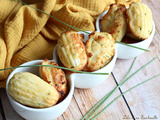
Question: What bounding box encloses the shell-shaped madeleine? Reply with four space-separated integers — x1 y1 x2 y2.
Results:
39 59 68 102
85 32 115 72
8 72 59 108
57 31 87 71
126 2 153 39
100 4 127 42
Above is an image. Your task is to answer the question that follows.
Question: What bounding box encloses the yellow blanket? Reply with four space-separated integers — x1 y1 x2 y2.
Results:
0 0 140 88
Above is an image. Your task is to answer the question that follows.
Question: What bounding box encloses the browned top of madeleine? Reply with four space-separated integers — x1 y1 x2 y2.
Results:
100 4 127 42
100 4 127 41
39 59 68 102
57 31 87 71
85 32 115 72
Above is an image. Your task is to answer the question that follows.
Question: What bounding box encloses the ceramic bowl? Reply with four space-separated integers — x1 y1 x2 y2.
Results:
96 10 155 59
54 31 117 88
6 60 74 120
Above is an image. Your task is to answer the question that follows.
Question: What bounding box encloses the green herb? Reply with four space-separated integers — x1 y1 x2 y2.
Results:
8 1 158 119
118 30 120 33
0 65 109 75
115 40 150 52
140 27 142 30
81 57 157 120
106 55 110 58
12 0 150 52
13 0 90 34
154 30 160 37
92 73 160 120
81 57 137 120
145 13 147 15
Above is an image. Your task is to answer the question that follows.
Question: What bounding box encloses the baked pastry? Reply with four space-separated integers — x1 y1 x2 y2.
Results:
57 31 87 71
126 2 153 39
39 59 68 102
8 72 59 108
100 4 127 42
85 32 115 72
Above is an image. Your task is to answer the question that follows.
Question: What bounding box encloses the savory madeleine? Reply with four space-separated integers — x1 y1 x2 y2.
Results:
57 31 87 71
126 2 153 39
85 32 115 72
39 59 68 102
100 4 127 42
8 72 59 108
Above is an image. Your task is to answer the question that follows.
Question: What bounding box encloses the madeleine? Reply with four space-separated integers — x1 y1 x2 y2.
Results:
8 72 59 108
39 59 68 102
57 31 87 71
100 4 127 42
85 32 115 72
126 2 153 40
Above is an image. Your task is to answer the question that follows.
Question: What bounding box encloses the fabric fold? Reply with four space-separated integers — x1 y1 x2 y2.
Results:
4 0 56 78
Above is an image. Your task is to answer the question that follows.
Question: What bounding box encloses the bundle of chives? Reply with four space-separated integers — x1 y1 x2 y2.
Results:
81 57 137 120
12 0 150 52
82 57 159 120
91 74 160 120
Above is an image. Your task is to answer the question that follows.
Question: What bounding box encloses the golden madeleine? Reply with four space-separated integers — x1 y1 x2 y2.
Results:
39 59 68 102
85 32 115 72
8 72 59 108
100 4 127 42
57 31 87 71
126 2 153 39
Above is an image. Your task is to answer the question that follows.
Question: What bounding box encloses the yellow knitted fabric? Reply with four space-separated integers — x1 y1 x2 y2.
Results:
0 0 140 88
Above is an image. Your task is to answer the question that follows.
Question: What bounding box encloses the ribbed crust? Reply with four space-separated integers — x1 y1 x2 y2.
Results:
57 31 87 71
126 2 153 39
8 72 59 108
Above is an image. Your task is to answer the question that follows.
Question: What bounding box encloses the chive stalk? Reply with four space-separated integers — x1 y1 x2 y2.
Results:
0 65 109 75
115 41 150 52
154 30 160 37
81 57 137 120
13 0 90 34
6 1 157 119
91 73 160 120
12 0 150 52
82 57 157 120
